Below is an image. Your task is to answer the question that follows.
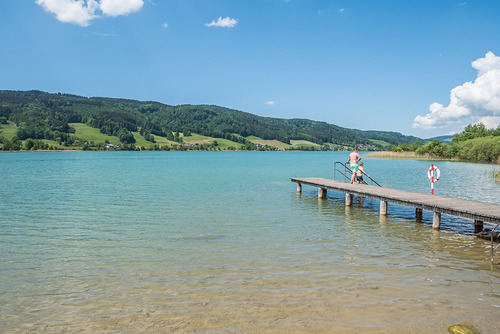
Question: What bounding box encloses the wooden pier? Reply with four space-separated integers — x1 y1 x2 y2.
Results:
291 177 500 231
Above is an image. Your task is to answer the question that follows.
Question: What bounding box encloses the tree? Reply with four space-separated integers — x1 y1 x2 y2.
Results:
452 123 488 143
24 139 35 150
410 141 420 151
1 138 22 151
117 128 136 144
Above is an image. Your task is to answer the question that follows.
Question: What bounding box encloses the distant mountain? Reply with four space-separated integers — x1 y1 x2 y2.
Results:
0 90 421 148
426 135 454 143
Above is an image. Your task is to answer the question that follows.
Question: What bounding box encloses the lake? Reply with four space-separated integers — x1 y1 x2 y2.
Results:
0 151 499 333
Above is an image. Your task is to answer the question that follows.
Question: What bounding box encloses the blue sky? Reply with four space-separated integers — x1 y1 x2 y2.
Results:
1 1 500 139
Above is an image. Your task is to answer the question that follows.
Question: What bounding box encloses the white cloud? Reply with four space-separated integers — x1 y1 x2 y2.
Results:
205 16 238 28
94 30 118 37
35 0 144 26
413 51 500 130
477 116 500 129
35 0 97 26
99 0 143 17
265 101 276 106
162 22 168 28
339 8 345 13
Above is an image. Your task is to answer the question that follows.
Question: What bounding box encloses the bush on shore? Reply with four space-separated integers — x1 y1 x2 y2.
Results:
392 123 500 163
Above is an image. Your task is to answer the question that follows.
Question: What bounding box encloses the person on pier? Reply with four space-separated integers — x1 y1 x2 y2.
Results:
346 147 362 184
356 162 370 184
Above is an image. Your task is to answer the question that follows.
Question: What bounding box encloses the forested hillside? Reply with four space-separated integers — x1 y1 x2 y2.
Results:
0 90 420 150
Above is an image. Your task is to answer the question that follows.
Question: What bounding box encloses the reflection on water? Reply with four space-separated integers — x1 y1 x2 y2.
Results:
0 152 499 333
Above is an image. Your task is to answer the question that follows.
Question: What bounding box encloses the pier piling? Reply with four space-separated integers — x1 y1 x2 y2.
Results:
380 200 388 215
474 220 484 233
416 208 423 221
433 211 442 229
345 193 353 206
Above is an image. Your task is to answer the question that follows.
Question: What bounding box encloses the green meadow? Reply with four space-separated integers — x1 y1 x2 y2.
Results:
290 140 321 148
248 136 292 150
70 123 121 145
0 121 18 138
2 122 337 151
247 136 324 150
369 139 392 147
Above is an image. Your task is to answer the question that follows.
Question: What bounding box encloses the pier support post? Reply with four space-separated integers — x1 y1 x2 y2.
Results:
297 183 302 193
345 193 353 206
380 200 387 215
474 220 484 233
416 208 423 221
432 211 441 229
318 187 327 198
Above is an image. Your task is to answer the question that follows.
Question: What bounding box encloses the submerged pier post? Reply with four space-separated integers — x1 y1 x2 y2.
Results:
380 200 388 215
318 187 327 198
416 208 423 221
474 220 484 233
345 193 353 206
297 183 302 193
433 211 441 229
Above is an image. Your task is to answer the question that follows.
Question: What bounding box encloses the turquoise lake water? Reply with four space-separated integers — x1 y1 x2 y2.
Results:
1 151 499 333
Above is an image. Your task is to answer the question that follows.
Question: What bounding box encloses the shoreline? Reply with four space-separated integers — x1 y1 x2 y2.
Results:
2 150 500 164
0 149 86 153
364 151 500 164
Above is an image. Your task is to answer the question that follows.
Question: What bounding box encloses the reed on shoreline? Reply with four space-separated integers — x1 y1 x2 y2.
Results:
364 151 500 164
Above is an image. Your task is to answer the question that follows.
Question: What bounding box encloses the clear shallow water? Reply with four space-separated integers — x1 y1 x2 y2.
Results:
0 151 499 333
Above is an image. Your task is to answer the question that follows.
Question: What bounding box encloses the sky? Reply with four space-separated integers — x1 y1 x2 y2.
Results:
1 1 500 139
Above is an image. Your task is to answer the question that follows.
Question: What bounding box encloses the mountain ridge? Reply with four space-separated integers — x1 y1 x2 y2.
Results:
0 90 421 149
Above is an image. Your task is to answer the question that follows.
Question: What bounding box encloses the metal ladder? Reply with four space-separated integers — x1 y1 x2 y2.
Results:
333 161 381 187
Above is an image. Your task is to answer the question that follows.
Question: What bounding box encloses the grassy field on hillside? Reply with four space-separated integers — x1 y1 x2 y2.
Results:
132 131 177 148
182 133 242 149
369 139 391 147
131 132 152 147
247 136 320 150
71 123 177 148
70 123 120 144
181 133 213 144
249 138 291 150
290 140 321 148
2 122 328 151
0 121 18 139
152 135 177 146
212 138 243 149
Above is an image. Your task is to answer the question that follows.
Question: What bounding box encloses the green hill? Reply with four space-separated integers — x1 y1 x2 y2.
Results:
0 90 421 151
427 135 453 143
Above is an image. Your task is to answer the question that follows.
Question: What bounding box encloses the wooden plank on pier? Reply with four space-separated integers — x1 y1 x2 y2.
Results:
291 177 500 225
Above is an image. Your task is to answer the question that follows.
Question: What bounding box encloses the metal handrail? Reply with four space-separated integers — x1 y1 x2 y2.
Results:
333 161 381 187
333 162 349 183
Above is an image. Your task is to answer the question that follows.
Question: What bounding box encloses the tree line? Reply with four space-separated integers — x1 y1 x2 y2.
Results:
392 123 500 162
